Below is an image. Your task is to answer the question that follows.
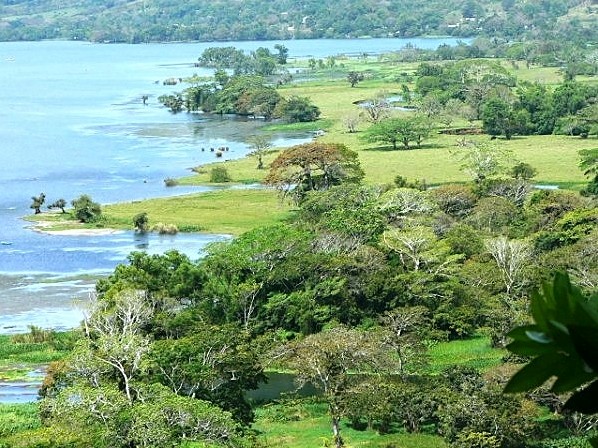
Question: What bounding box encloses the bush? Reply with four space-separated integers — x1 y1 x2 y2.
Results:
152 223 178 234
274 96 320 123
164 177 179 187
176 224 204 232
431 184 477 217
133 212 149 233
467 197 519 233
71 194 102 223
11 325 55 344
444 223 484 258
210 167 232 183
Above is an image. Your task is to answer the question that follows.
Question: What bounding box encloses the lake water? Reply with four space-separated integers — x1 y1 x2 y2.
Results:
0 37 466 334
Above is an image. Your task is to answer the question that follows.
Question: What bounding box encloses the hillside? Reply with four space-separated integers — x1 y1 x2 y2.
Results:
1 0 597 43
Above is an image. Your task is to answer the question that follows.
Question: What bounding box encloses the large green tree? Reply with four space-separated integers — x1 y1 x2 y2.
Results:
273 96 320 123
264 142 364 203
362 116 432 150
481 97 529 140
276 326 395 448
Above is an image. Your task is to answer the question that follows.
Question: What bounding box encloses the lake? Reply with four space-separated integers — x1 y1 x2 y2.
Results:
0 37 467 334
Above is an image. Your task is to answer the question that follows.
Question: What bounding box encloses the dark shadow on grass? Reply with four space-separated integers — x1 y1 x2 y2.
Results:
362 142 445 151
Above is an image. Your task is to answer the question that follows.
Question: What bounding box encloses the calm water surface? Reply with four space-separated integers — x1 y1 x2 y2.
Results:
0 37 465 333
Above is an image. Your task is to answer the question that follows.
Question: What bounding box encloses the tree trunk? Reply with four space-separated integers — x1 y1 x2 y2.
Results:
332 416 343 448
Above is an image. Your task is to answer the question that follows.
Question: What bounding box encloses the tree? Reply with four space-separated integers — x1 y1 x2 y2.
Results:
360 94 390 123
274 96 320 123
133 212 149 233
274 43 289 64
275 326 394 448
48 198 67 213
362 116 432 150
516 81 556 134
431 184 477 218
95 250 204 309
382 225 446 272
579 148 598 179
299 184 386 243
438 98 464 128
510 162 537 180
150 324 265 425
454 141 512 184
342 113 360 133
486 236 531 295
264 142 364 203
30 192 45 214
247 135 272 169
347 71 364 87
416 93 443 118
198 46 247 69
381 306 429 376
158 93 184 113
580 148 598 196
575 104 598 138
377 188 435 222
71 194 102 223
81 291 153 403
481 97 529 139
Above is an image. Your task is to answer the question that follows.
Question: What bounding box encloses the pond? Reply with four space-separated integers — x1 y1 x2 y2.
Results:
0 371 318 404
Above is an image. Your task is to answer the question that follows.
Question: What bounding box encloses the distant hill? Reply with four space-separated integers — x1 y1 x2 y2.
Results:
1 0 597 43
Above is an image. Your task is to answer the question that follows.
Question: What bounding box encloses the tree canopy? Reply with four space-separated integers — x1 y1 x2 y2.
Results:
264 142 364 203
1 0 596 44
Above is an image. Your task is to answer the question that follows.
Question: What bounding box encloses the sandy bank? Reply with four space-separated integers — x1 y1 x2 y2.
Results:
29 221 125 236
42 228 125 236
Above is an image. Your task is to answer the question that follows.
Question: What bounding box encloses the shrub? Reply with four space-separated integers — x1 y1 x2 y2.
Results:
176 224 204 232
133 212 149 233
467 197 519 233
210 167 232 183
11 325 55 344
431 184 477 217
152 223 178 234
163 177 178 187
274 96 320 123
71 194 102 223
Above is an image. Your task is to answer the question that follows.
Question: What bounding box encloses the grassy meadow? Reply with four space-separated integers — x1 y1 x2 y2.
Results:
254 400 446 448
150 62 594 235
0 331 77 386
102 189 294 236
26 56 596 235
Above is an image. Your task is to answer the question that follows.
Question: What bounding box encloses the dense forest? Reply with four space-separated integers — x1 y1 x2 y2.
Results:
0 0 597 43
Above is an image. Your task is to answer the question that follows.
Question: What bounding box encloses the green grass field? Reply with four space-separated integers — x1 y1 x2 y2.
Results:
178 129 593 190
427 336 506 374
0 332 77 381
0 404 40 439
254 401 446 448
103 189 295 236
26 58 596 235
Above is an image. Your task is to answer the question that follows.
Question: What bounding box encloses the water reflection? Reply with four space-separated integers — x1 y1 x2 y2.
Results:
133 233 150 250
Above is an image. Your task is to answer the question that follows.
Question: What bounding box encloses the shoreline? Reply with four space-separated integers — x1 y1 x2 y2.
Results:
27 220 125 237
40 228 125 236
